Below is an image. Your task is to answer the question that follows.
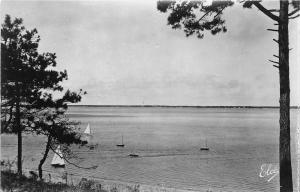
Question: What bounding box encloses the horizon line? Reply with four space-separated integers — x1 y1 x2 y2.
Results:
69 105 299 108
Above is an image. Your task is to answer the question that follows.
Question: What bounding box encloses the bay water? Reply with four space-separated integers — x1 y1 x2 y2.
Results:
1 106 299 191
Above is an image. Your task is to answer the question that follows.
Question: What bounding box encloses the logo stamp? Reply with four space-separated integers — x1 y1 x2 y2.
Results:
259 163 279 182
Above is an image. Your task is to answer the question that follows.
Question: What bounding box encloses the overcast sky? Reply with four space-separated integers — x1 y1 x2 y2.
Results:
1 0 299 106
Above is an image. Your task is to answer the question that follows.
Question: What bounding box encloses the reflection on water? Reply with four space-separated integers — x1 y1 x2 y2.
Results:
1 107 298 192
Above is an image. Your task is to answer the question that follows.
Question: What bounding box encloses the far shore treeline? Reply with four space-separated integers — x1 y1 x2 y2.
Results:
69 105 300 109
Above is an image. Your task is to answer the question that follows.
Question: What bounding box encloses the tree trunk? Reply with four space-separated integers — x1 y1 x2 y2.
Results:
278 1 293 192
38 136 52 180
16 84 22 176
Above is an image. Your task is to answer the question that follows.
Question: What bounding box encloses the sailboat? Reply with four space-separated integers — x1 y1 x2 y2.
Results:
84 123 91 135
84 123 97 150
83 123 92 143
51 145 65 168
116 135 125 147
200 138 209 151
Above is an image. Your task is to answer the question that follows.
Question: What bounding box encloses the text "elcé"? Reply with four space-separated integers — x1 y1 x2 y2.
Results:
259 163 279 182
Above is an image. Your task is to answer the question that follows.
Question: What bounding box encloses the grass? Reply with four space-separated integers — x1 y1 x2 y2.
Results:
1 170 108 192
1 169 218 192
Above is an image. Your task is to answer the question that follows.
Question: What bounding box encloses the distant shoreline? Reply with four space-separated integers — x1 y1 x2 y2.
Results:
69 105 299 109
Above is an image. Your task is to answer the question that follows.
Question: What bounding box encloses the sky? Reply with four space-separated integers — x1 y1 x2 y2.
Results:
1 0 299 106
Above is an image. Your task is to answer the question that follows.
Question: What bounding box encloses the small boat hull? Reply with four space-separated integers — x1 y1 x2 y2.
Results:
51 164 65 168
200 147 209 151
89 146 95 150
129 154 139 158
116 144 125 147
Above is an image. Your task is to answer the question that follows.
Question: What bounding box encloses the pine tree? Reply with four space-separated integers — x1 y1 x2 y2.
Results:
1 15 87 177
157 1 299 191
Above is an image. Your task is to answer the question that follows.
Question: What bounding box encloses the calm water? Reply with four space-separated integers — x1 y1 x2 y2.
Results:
1 106 299 192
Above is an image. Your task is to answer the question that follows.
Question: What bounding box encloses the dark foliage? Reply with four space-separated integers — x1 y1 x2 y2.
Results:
1 15 68 133
1 15 87 176
157 0 299 38
157 1 234 38
1 15 86 142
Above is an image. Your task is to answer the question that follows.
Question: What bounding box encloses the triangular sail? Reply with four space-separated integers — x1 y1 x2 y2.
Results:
51 145 65 166
84 124 91 134
83 123 92 143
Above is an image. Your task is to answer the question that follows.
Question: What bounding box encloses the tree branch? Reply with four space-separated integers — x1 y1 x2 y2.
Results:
288 8 300 16
267 28 278 32
268 9 280 12
49 145 98 170
273 54 279 58
1 99 15 107
273 39 279 44
2 105 14 131
273 65 279 68
253 2 280 22
269 59 279 64
197 10 211 23
289 14 300 19
214 7 226 19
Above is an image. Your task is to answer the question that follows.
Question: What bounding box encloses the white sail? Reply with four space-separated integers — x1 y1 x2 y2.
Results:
51 145 65 166
84 123 91 134
83 123 92 143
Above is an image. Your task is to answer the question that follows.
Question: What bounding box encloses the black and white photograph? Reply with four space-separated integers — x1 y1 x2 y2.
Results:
1 0 299 191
